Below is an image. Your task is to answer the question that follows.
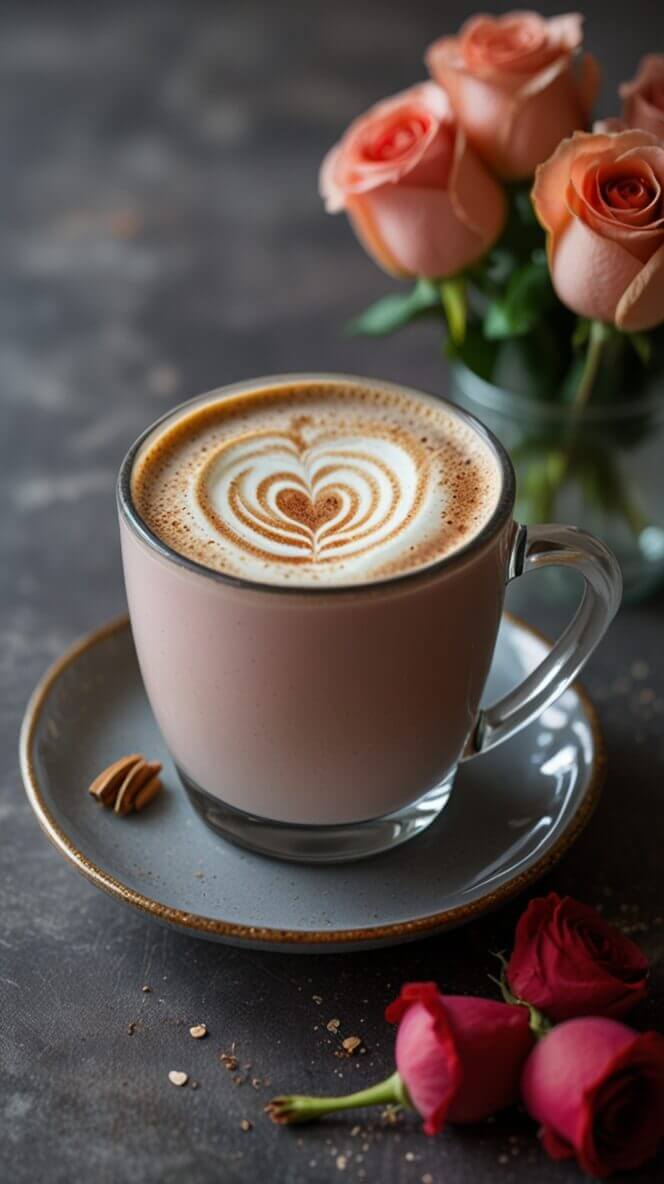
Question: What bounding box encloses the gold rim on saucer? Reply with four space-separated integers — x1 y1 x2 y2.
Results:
20 614 605 947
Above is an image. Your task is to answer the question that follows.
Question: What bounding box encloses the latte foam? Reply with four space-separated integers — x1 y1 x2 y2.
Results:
131 379 503 587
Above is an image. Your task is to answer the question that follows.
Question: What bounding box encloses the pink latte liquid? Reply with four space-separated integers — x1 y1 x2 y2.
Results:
121 378 510 824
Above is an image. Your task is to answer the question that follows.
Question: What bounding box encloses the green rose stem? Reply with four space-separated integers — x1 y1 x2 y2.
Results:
574 319 613 408
530 320 648 538
266 1070 412 1126
440 276 467 345
519 319 643 535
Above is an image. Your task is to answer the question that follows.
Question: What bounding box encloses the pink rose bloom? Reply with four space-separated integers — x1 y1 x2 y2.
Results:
507 893 649 1022
385 982 534 1133
533 129 664 331
621 55 664 139
522 1017 664 1177
426 11 599 180
319 82 506 279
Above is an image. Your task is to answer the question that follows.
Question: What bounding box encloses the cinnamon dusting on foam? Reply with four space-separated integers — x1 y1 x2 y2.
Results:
131 381 502 587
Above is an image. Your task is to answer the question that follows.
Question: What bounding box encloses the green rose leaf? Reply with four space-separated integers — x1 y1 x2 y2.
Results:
484 261 555 341
346 278 441 337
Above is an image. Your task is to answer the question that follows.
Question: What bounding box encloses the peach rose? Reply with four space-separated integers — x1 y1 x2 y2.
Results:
532 130 664 331
319 82 506 279
426 11 599 180
620 56 664 139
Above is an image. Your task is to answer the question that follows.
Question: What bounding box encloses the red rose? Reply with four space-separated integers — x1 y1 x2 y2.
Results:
507 893 649 1022
385 982 534 1132
522 1017 664 1177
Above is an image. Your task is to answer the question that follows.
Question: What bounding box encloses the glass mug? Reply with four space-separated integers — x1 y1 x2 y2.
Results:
117 375 622 863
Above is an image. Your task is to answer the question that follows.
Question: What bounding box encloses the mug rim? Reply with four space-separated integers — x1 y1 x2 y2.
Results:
117 372 516 597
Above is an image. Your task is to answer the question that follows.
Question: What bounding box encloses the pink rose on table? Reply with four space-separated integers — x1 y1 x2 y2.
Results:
426 11 599 180
533 129 664 331
267 982 534 1131
386 982 534 1132
507 893 650 1022
320 82 506 279
621 56 664 139
522 1017 664 1177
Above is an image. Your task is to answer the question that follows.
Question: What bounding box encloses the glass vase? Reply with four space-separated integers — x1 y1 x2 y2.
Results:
450 362 664 603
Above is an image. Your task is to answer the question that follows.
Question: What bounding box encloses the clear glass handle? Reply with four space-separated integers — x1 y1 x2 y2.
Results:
462 523 622 759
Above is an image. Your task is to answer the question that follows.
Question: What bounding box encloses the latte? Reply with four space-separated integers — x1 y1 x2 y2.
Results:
131 379 502 587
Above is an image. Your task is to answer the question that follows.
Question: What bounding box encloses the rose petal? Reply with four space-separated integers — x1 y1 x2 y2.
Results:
429 61 518 169
629 91 664 137
320 144 345 213
525 1020 664 1178
508 894 650 1023
621 54 664 97
353 185 486 278
534 130 662 247
430 56 588 180
567 160 664 263
546 12 586 54
522 1018 643 1174
340 105 439 193
506 56 597 181
602 128 663 153
345 193 408 276
448 128 507 247
621 55 664 139
320 82 452 206
616 240 664 330
533 132 612 241
460 12 552 79
457 12 584 83
519 51 577 100
389 984 462 1135
388 986 533 1131
321 78 505 279
577 1031 664 1177
551 214 641 322
404 123 455 190
595 160 661 228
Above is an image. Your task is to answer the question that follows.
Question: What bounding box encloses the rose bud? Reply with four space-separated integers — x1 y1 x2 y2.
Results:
426 11 599 181
533 129 664 332
620 55 664 140
266 983 534 1132
522 1017 664 1177
507 892 649 1023
386 982 535 1130
319 82 506 279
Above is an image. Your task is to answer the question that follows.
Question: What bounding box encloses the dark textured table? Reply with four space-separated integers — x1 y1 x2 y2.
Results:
1 2 663 1181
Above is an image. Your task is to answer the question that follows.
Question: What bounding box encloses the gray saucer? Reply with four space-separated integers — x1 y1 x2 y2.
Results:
20 614 603 952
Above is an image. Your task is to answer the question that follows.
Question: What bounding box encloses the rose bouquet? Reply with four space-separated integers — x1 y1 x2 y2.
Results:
268 894 664 1178
320 11 664 599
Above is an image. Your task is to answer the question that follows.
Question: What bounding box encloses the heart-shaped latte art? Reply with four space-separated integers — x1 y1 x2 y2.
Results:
194 426 428 566
275 488 342 533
